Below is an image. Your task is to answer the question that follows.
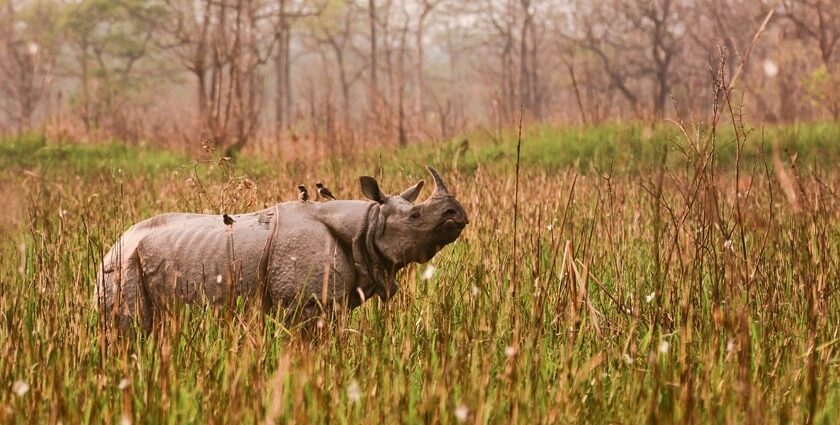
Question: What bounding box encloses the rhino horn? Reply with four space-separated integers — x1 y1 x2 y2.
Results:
426 165 450 197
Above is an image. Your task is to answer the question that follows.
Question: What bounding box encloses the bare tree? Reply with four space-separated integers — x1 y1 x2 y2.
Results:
273 0 322 134
781 0 839 68
160 0 280 155
413 0 442 120
780 0 839 118
307 1 367 133
518 0 540 118
568 0 683 119
368 0 379 104
478 0 517 125
0 1 56 133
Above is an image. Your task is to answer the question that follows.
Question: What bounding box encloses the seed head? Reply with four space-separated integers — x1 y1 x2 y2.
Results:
454 404 469 422
422 265 436 280
347 380 361 403
12 380 29 397
505 345 517 357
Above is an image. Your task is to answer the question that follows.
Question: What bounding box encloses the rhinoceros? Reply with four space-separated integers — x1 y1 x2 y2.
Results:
96 166 468 331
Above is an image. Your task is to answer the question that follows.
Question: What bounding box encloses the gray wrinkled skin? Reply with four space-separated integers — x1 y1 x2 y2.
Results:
95 166 468 331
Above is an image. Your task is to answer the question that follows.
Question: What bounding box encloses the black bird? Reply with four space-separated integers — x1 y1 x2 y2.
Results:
315 182 336 201
222 214 235 225
298 184 309 202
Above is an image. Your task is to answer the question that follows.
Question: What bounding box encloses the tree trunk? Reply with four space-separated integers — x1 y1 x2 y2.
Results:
330 38 351 130
196 0 211 128
519 0 532 115
528 11 540 118
274 28 287 133
398 22 408 146
655 71 668 118
80 36 91 133
196 68 208 123
368 0 378 105
415 4 435 120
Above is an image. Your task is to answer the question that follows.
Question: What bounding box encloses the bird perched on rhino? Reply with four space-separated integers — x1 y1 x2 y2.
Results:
222 214 235 226
315 182 336 201
298 184 309 202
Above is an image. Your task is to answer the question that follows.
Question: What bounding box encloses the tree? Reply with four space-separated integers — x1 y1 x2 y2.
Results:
158 0 281 155
62 0 166 138
568 0 684 118
368 0 379 107
781 0 839 68
273 0 322 134
0 0 59 133
413 0 442 121
306 0 367 133
780 0 839 118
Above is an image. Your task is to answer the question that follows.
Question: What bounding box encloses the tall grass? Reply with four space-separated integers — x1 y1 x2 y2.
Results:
1 122 839 423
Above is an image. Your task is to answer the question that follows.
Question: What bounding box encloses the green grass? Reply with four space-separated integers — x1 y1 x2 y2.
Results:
0 134 186 176
1 123 839 423
391 121 840 174
4 121 838 179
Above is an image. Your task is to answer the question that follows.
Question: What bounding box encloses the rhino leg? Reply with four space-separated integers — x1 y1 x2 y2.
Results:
97 240 153 333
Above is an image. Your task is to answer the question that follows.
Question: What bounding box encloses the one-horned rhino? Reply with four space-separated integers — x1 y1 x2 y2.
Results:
95 166 468 331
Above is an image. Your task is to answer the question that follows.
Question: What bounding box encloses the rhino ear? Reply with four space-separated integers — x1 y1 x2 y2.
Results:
360 176 387 203
399 180 425 203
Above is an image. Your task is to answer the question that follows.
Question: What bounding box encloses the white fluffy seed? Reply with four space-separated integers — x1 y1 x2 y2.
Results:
12 380 29 397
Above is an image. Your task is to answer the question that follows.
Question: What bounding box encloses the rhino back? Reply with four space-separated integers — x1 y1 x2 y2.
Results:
133 210 275 307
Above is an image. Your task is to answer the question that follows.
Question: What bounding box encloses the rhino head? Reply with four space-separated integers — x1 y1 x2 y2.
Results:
360 166 469 268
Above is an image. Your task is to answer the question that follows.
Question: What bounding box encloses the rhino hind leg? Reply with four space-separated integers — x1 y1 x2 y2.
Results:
97 247 153 333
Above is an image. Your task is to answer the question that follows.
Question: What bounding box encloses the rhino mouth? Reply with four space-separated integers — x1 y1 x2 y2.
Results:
436 216 467 235
430 221 465 250
441 218 461 226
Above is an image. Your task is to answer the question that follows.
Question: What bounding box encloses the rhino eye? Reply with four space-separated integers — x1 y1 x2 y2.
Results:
410 210 421 219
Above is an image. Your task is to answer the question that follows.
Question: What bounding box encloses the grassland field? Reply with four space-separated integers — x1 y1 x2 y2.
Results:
1 122 840 424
